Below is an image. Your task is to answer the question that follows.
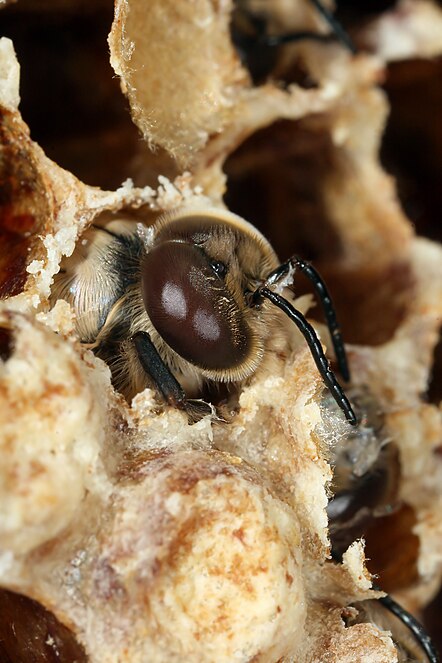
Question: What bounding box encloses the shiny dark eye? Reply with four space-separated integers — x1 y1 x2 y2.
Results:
210 260 227 278
141 241 250 371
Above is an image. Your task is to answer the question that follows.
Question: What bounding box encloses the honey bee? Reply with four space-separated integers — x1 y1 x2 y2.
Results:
51 208 440 660
52 207 356 424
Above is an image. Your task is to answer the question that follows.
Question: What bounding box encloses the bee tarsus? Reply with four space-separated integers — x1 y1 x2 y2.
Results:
133 330 213 421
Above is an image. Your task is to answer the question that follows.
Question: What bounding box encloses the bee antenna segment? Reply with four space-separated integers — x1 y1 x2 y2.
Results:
262 256 351 383
332 550 439 662
377 591 440 663
256 287 357 425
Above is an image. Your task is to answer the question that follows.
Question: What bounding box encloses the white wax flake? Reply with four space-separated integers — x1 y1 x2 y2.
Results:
272 265 296 294
125 39 135 60
137 223 155 249
321 81 340 100
45 228 77 258
118 177 134 191
332 124 350 146
0 38 20 110
71 549 87 567
194 14 213 29
342 541 372 591
0 550 14 575
36 299 75 334
191 412 214 442
158 175 179 197
45 634 59 656
26 259 44 275
165 492 183 517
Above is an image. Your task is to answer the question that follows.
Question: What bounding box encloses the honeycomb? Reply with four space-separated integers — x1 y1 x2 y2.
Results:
0 1 441 661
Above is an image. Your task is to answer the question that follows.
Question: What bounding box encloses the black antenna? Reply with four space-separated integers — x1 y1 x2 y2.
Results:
331 551 439 662
263 256 351 383
377 591 440 663
255 286 357 425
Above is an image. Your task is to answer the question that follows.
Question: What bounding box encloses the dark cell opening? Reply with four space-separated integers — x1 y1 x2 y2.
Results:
224 118 342 263
364 503 420 593
335 0 396 22
0 327 14 362
428 330 442 406
318 260 413 347
230 5 322 87
423 587 442 662
381 58 442 245
0 4 177 190
224 117 413 347
0 588 87 663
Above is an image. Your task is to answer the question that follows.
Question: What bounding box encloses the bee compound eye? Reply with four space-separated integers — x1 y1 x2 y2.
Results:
210 260 227 278
141 242 251 371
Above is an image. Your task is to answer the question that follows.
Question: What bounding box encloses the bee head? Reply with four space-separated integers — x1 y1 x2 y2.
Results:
140 208 278 381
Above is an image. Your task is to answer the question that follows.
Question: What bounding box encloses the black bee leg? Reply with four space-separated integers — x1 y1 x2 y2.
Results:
234 0 356 54
133 331 185 407
132 331 213 422
261 256 350 382
255 287 357 425
232 0 355 85
262 31 336 47
308 0 356 54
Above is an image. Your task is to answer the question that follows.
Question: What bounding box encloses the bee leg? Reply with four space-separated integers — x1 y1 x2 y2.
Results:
233 0 356 55
308 0 356 54
132 331 213 422
255 287 357 425
260 31 337 47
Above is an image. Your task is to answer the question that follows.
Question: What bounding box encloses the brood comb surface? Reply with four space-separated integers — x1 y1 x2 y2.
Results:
0 1 441 660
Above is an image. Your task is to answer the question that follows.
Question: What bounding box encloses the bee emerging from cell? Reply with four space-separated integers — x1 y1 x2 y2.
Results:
51 206 440 661
52 207 356 425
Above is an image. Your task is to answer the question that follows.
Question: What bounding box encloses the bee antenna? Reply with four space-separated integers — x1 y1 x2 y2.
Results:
331 551 438 662
262 256 351 383
376 591 440 663
256 286 357 425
